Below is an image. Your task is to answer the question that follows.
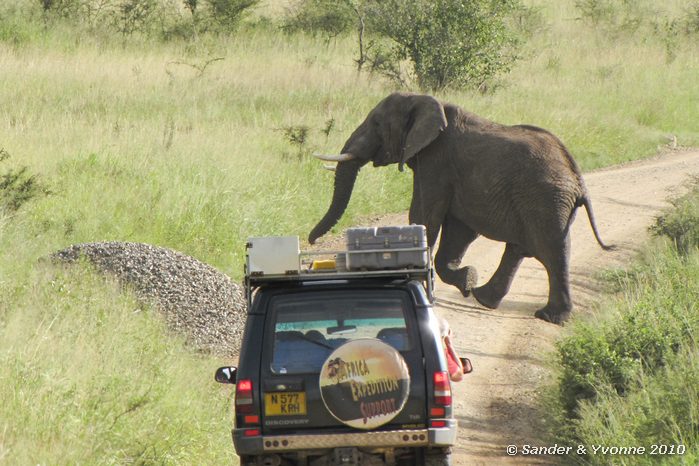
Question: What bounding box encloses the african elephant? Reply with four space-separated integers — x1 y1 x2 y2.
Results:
308 92 614 325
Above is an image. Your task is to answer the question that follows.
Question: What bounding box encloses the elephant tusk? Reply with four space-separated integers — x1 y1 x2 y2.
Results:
323 164 336 172
312 152 356 162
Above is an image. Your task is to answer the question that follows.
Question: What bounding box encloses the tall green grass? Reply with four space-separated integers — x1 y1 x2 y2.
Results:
548 184 699 465
0 263 235 464
1 0 698 463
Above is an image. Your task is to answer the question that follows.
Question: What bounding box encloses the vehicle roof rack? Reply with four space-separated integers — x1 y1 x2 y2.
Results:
243 235 434 307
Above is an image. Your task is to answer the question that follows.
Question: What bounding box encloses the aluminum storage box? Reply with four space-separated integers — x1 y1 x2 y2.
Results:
346 225 428 270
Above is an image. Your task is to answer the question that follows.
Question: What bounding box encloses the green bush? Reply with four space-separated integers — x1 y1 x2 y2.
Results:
115 0 158 36
550 180 699 459
0 149 51 214
556 247 699 419
38 0 79 18
650 178 699 255
686 2 699 34
555 178 699 421
574 0 699 52
0 20 31 46
572 345 699 465
574 0 654 33
556 324 639 416
365 0 520 91
574 0 618 25
509 3 548 39
282 0 355 38
283 0 521 90
205 0 259 31
3 0 258 41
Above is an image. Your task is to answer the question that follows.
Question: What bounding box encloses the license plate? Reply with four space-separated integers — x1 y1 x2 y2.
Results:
264 392 307 416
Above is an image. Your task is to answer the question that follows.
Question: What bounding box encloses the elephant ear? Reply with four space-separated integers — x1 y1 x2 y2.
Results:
400 95 448 169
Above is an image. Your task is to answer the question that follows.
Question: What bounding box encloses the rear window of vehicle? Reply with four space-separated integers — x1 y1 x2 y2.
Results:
269 290 411 374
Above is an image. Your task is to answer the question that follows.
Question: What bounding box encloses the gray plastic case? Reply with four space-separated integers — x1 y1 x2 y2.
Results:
345 225 428 270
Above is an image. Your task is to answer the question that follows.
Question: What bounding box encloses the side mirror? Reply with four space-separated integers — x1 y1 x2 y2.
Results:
215 366 238 384
460 357 473 374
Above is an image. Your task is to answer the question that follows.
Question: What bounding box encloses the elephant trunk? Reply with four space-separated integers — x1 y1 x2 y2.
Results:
309 158 364 244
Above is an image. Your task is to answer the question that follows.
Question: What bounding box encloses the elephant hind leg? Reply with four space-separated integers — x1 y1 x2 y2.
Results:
533 236 573 325
434 215 479 297
472 243 525 309
534 281 572 324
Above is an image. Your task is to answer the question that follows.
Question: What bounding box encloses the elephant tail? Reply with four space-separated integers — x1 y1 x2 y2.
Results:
577 195 616 251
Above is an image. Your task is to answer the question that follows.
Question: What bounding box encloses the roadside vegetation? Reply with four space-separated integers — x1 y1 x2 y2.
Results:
547 180 699 465
1 0 698 463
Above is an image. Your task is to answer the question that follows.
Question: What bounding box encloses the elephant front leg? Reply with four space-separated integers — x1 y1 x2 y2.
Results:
472 243 525 309
409 200 442 248
434 215 479 297
408 170 451 248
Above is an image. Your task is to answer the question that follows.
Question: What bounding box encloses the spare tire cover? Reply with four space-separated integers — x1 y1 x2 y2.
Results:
319 338 410 429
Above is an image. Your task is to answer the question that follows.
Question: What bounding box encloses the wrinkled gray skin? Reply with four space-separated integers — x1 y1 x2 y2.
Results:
309 92 614 325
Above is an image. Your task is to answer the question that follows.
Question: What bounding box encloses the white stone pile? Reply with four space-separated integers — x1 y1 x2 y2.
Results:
52 241 246 358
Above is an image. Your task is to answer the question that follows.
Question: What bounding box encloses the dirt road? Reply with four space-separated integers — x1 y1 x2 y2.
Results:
358 149 699 465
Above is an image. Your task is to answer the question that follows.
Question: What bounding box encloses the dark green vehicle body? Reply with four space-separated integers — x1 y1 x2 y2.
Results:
215 229 458 465
220 278 457 466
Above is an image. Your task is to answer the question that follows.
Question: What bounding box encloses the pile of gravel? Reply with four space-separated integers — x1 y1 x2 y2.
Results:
52 241 247 358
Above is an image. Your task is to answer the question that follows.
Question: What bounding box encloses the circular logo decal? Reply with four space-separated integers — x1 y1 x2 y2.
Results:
319 338 410 429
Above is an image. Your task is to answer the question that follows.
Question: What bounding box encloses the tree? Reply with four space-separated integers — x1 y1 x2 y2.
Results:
366 0 520 91
206 0 260 30
284 0 520 90
283 0 370 70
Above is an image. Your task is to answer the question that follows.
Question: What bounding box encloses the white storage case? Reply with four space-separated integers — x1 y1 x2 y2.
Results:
247 236 300 275
345 225 428 271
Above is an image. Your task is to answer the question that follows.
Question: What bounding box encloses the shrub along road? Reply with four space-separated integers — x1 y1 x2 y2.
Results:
341 149 699 465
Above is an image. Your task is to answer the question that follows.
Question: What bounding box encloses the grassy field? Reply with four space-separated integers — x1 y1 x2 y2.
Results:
0 265 234 463
1 0 698 463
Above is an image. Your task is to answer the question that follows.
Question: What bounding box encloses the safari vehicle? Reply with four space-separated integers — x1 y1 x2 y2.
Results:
215 226 466 466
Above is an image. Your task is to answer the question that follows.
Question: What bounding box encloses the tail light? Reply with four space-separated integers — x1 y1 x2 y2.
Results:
433 371 452 407
235 379 260 436
235 379 255 414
